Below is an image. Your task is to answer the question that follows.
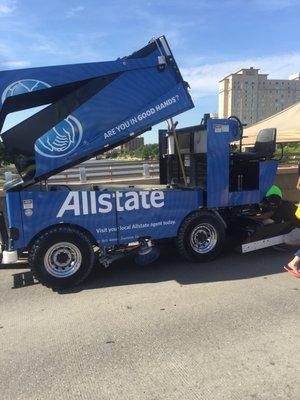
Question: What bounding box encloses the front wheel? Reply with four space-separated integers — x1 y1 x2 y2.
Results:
176 211 226 262
29 227 95 288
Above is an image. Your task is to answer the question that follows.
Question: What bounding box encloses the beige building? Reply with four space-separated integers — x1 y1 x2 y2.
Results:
219 68 300 125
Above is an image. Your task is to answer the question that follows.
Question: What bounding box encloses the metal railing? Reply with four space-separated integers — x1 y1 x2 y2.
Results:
279 152 300 165
48 159 159 184
1 153 298 186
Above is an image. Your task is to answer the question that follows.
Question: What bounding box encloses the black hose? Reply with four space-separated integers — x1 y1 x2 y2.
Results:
228 115 244 151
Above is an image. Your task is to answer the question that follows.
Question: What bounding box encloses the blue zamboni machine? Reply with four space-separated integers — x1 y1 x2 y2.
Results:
0 36 294 288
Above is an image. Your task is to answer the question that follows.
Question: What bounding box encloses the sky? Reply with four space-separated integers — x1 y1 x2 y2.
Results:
0 0 300 143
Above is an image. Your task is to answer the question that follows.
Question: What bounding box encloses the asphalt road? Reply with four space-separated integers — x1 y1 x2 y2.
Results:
0 246 299 400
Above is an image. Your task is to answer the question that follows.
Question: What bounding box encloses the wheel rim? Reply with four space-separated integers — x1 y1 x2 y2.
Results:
190 223 218 254
44 242 82 278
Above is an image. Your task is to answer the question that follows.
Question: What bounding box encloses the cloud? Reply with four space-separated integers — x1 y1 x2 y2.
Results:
252 0 300 11
0 41 30 70
1 60 30 68
29 33 104 63
181 52 300 98
0 0 16 15
66 5 84 18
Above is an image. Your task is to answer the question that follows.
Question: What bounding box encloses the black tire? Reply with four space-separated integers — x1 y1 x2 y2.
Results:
176 211 226 262
29 226 94 289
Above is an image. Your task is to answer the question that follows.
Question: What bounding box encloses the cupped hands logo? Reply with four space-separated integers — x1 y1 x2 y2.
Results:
35 116 83 158
2 79 83 158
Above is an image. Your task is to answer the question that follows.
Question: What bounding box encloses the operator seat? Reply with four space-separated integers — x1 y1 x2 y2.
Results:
232 128 277 161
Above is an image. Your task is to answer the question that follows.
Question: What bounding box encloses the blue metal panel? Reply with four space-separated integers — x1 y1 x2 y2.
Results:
0 37 194 181
20 191 118 248
228 161 278 205
228 160 278 206
205 118 279 207
117 189 202 243
5 191 25 248
14 188 203 251
228 190 260 205
206 119 240 208
0 58 159 93
35 83 192 178
259 160 278 197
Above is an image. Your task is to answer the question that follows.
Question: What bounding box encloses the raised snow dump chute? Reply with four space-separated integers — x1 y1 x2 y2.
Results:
0 36 194 188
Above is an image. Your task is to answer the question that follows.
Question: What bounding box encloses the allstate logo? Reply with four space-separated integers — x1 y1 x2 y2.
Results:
1 79 83 158
1 79 51 104
35 116 83 158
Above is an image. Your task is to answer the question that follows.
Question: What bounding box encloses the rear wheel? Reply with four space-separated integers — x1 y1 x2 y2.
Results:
176 211 226 262
29 227 94 288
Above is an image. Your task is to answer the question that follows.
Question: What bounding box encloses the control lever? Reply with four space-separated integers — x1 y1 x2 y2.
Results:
167 118 188 187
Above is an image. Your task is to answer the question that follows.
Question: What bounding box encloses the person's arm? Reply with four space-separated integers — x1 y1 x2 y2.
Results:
252 210 275 220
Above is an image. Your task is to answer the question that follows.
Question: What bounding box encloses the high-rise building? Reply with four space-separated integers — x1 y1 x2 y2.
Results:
219 68 300 125
121 136 144 151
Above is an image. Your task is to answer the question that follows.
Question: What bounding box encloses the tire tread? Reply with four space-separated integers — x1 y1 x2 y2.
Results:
29 226 94 288
176 210 225 262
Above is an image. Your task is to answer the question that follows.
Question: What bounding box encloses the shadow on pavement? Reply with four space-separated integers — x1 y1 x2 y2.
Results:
3 245 293 292
57 244 293 295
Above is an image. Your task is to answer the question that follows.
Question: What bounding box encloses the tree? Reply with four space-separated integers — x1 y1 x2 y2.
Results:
0 141 11 167
133 144 159 160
